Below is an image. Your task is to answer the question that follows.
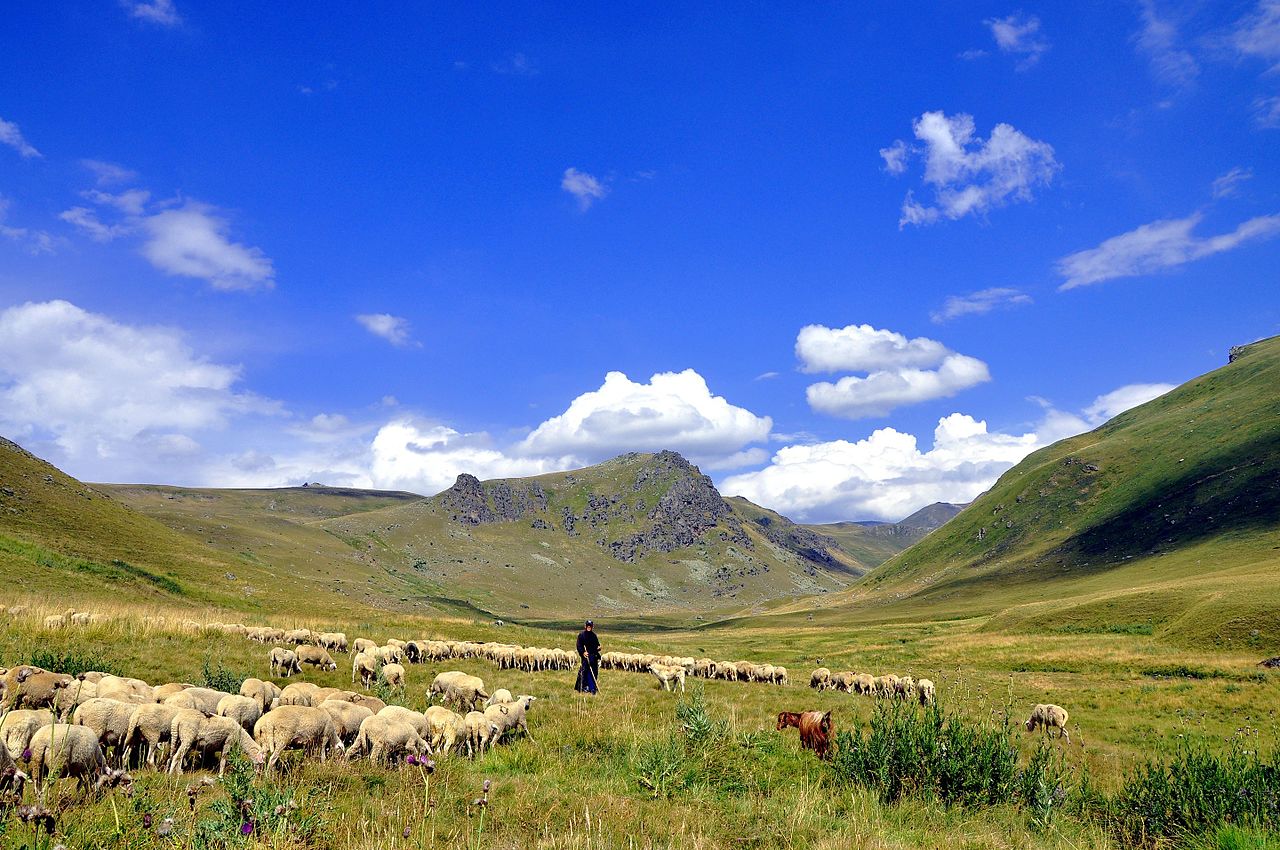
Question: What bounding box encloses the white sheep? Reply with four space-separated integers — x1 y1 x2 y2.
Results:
216 694 263 733
269 647 302 678
296 644 338 672
0 708 54 760
485 688 514 708
351 651 379 689
349 715 428 765
380 663 406 690
123 703 182 769
487 695 536 744
278 682 322 707
253 705 343 771
428 672 488 711
1025 704 1070 743
649 663 686 693
318 699 374 746
170 712 265 775
71 697 135 766
422 706 466 756
28 724 113 795
917 679 936 705
239 678 281 713
463 710 500 757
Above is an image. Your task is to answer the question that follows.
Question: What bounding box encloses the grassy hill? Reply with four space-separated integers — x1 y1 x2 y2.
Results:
773 335 1280 651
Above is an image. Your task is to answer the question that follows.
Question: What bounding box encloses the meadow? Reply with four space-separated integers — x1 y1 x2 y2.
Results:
3 594 1277 850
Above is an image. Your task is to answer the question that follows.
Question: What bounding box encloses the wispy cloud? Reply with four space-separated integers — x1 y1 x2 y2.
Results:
81 160 138 186
1231 0 1280 72
931 287 1032 323
561 167 609 211
1135 0 1199 87
755 371 780 381
355 313 418 348
0 117 40 159
1211 167 1253 199
1256 95 1280 128
882 111 1059 227
0 196 57 254
985 13 1050 69
491 53 537 75
1057 212 1280 290
121 0 181 26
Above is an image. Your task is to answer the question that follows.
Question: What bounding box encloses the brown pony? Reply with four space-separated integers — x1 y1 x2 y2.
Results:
776 710 833 759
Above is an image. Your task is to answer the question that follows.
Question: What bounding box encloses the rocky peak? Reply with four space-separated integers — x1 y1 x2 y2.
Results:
438 473 548 525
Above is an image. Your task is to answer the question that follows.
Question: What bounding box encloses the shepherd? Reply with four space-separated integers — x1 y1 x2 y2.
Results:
574 619 600 694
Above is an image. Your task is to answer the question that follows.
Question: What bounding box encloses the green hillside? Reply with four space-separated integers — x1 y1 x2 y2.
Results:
783 335 1280 650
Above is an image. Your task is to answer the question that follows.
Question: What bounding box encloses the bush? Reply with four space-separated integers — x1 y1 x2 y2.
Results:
201 658 250 694
631 688 758 799
24 646 121 677
1113 741 1280 845
192 749 324 849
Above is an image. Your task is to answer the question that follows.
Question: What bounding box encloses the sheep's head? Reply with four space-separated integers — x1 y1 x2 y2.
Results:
1024 717 1035 731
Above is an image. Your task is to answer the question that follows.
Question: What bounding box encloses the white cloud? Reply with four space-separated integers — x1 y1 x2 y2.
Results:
1211 167 1253 199
561 167 608 210
370 421 565 496
796 324 950 373
0 300 276 471
985 13 1050 69
59 207 128 242
884 111 1059 227
1057 212 1280 290
0 117 40 159
518 369 772 468
0 197 57 254
958 48 990 61
930 287 1032 323
1135 0 1199 87
355 313 417 348
84 188 151 215
81 160 138 186
755 371 780 381
139 203 274 290
122 0 181 26
491 53 537 75
1232 0 1280 71
1255 95 1280 128
723 382 1171 523
806 355 991 420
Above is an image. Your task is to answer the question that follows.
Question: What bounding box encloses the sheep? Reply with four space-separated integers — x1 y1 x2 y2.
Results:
376 705 430 741
253 705 343 771
95 675 155 704
295 644 336 672
123 703 182 768
917 679 936 706
351 652 379 689
829 671 856 693
403 640 424 663
318 699 373 746
385 638 407 651
53 676 98 720
71 697 136 766
284 628 313 645
772 666 790 686
165 687 231 717
170 712 265 775
42 614 66 630
269 647 302 678
733 661 758 682
0 708 54 760
374 645 405 666
428 672 488 712
375 663 403 690
151 682 193 702
487 695 536 744
485 688 514 708
809 668 832 690
852 673 876 696
423 706 467 755
2 668 75 711
240 678 281 713
348 693 386 713
318 632 349 653
694 658 717 679
649 663 686 693
0 738 24 794
217 694 263 733
28 724 114 795
348 715 428 765
70 612 93 626
463 711 501 757
352 637 377 656
1025 704 1070 743
894 676 916 701
874 675 900 698
278 682 322 707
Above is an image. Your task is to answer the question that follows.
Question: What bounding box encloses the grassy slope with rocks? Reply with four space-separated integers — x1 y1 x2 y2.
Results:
772 335 1280 652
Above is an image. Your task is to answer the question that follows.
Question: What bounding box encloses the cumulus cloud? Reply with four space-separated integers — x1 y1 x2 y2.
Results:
121 0 181 26
1057 212 1280 290
0 117 40 159
355 313 417 347
519 370 772 467
561 167 608 210
883 111 1059 227
369 421 566 495
985 13 1050 69
1211 167 1253 199
795 324 990 419
62 187 275 291
930 287 1032 323
723 383 1171 523
0 300 276 472
1135 0 1199 87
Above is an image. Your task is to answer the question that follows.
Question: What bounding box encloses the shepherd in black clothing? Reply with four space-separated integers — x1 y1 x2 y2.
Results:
574 619 600 694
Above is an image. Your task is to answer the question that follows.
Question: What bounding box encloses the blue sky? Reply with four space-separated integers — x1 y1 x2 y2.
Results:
1 1 1277 522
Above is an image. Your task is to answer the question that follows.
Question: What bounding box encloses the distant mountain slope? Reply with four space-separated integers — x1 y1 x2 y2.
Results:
896 502 966 530
320 451 865 620
799 501 965 566
787 335 1280 650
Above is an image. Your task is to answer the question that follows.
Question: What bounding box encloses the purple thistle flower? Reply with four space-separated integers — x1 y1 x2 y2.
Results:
402 826 412 838
405 754 418 765
21 749 30 761
240 821 254 835
143 813 153 828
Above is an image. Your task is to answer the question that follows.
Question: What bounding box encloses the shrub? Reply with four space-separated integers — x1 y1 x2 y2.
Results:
201 658 250 694
23 646 121 677
192 750 323 849
1113 741 1280 846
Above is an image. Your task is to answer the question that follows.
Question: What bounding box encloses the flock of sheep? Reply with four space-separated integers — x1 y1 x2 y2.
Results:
809 668 937 705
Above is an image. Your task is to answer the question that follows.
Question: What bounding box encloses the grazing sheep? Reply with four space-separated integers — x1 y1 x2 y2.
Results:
827 671 855 693
428 672 488 712
916 679 936 706
43 614 66 630
284 628 313 645
649 663 686 693
2 667 75 711
348 715 428 765
278 682 322 707
376 706 430 742
170 713 265 775
487 695 536 744
318 699 374 746
71 698 135 766
53 676 98 720
151 682 193 702
380 663 406 690
422 706 467 755
894 676 916 701
874 675 900 698
318 632 349 653
352 637 377 656
852 673 876 696
296 644 338 672
404 640 424 663
485 688 514 708
269 647 302 678
463 711 501 757
385 638 407 651
123 703 182 768
95 675 155 704
239 678 281 713
772 666 790 686
374 645 405 666
1 708 54 760
28 724 113 795
253 705 343 771
216 694 263 733
351 651 379 688
165 687 231 717
1025 704 1070 743
0 738 24 794
348 693 386 713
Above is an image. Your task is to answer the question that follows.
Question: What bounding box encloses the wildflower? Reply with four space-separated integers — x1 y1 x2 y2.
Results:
406 754 418 766
143 813 153 828
241 822 254 835
403 826 412 838
274 805 286 816
482 779 491 793
423 758 436 774
21 749 31 761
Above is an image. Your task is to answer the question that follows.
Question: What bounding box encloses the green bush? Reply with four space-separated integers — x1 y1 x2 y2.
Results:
23 646 121 677
201 658 250 694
